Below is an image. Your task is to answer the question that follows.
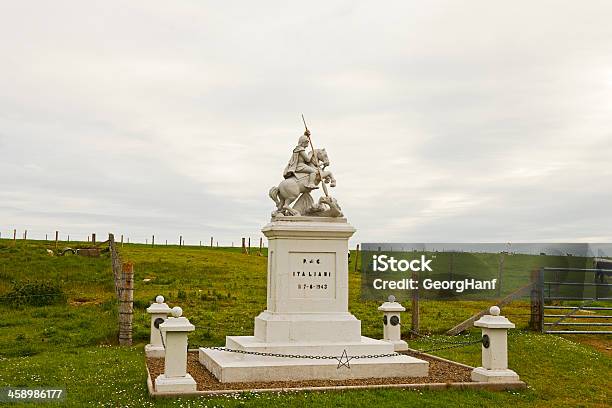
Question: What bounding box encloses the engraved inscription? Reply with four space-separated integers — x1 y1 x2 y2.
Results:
288 252 336 299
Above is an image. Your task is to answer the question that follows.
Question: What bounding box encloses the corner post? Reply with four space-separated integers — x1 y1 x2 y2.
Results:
155 307 197 392
378 296 408 351
145 295 172 358
471 306 520 383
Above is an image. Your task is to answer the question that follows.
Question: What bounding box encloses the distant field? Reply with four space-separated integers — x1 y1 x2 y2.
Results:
0 238 610 407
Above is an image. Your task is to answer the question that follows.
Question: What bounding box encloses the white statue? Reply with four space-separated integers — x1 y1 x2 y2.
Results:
269 125 342 218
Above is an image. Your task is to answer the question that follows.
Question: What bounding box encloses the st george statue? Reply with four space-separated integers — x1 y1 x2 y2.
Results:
269 127 343 218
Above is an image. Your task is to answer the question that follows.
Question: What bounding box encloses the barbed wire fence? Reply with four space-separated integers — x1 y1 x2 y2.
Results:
0 229 267 252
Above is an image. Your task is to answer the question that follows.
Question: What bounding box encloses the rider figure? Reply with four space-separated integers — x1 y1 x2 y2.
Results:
283 130 319 189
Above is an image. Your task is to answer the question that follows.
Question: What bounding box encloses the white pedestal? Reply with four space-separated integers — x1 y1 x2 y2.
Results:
146 297 172 358
470 307 520 383
199 217 428 382
155 315 196 392
379 300 409 351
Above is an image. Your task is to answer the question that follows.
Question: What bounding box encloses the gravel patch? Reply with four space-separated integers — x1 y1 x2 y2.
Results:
147 351 472 391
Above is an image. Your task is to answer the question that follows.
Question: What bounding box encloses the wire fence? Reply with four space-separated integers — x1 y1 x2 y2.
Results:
0 229 266 250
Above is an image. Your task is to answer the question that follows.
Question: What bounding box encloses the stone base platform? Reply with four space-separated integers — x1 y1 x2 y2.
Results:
145 344 165 358
199 336 429 383
471 367 521 383
383 339 409 352
147 350 527 397
154 373 197 392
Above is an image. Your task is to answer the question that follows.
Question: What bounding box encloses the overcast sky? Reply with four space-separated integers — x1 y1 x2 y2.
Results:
1 1 612 245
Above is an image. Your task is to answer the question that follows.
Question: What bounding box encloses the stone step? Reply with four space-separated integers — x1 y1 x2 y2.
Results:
225 335 395 356
199 347 429 383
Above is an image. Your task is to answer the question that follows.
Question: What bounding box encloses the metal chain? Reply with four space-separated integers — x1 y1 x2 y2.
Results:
413 338 484 354
204 347 400 360
408 330 482 345
157 327 165 349
409 329 524 353
159 330 498 357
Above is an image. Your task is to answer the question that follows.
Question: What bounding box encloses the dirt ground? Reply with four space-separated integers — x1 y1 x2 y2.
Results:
568 335 612 356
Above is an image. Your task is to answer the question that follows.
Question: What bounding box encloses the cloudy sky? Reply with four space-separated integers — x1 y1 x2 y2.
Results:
1 1 612 245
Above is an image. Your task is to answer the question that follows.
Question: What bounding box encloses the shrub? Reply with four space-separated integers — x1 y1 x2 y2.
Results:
5 279 66 306
132 326 149 342
132 299 148 309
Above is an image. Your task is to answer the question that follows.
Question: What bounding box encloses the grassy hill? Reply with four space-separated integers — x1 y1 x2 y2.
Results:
0 238 610 407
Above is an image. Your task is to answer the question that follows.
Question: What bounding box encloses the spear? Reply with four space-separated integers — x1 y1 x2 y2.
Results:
301 114 329 197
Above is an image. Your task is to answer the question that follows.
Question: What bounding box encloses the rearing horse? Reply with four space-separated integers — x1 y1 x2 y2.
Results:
269 148 336 216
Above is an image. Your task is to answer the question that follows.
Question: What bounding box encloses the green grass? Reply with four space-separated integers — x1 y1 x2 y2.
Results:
0 239 610 407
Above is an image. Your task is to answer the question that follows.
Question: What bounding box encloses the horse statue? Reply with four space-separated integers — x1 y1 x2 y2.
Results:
269 148 337 216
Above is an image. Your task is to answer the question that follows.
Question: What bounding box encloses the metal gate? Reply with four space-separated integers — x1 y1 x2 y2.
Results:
537 267 612 334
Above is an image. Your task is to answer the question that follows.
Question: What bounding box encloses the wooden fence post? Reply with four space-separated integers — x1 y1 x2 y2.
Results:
529 269 541 331
354 244 360 272
411 269 420 334
210 237 213 247
55 231 59 248
248 237 251 254
13 229 16 245
45 233 48 241
120 234 123 248
529 268 544 332
180 235 182 247
109 233 134 345
152 235 155 246
259 237 263 256
118 262 134 346
497 252 505 297
109 234 121 298
242 238 247 254
92 233 96 245
67 235 70 242
24 230 27 240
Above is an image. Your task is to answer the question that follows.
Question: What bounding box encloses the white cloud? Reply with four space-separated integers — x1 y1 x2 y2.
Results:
1 0 612 244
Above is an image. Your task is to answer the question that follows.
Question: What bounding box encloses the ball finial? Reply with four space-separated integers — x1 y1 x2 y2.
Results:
388 295 396 303
155 295 164 304
490 305 501 316
171 306 183 317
